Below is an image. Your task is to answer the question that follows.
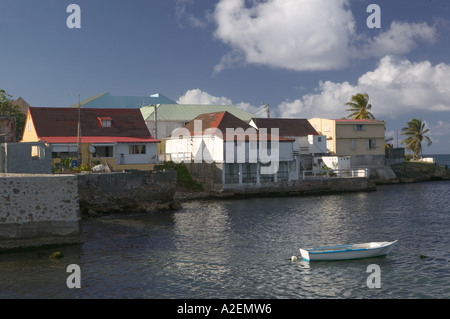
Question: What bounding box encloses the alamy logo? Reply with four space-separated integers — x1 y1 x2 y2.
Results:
66 4 81 29
66 264 81 288
170 120 280 174
366 264 381 288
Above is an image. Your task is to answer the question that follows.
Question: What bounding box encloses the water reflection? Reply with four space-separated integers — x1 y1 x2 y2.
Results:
1 181 450 298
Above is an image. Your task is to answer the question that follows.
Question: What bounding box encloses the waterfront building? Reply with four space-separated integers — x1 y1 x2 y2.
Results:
141 104 256 140
165 111 298 190
308 118 386 169
142 104 256 155
21 107 159 171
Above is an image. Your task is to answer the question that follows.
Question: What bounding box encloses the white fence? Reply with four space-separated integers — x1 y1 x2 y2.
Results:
302 168 370 180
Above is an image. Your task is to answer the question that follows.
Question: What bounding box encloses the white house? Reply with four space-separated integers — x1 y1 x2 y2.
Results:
165 111 298 188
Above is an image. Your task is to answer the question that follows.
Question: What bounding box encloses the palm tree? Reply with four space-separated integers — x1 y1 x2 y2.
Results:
401 118 432 160
345 93 376 120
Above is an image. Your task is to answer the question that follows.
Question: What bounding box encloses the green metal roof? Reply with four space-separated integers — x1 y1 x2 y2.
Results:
70 92 177 108
140 104 256 122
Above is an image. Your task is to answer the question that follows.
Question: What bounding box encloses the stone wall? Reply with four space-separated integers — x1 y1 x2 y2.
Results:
0 174 81 251
212 177 376 198
391 162 450 183
77 170 178 216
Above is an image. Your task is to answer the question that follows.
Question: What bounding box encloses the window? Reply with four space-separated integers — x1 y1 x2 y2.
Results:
367 139 376 150
354 124 366 132
129 145 146 155
98 117 112 128
350 139 357 150
31 146 43 159
95 146 114 157
318 137 322 142
324 124 330 132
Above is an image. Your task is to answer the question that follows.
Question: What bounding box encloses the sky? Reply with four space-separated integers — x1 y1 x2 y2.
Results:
1 0 450 154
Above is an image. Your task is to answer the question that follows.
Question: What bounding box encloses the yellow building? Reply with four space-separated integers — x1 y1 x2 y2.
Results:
21 107 160 171
308 118 386 157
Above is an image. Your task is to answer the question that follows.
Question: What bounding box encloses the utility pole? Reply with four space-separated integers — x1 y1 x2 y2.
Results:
77 94 81 166
153 104 158 139
262 103 270 119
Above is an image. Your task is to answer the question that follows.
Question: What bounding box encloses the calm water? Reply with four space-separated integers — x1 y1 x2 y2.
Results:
1 180 450 299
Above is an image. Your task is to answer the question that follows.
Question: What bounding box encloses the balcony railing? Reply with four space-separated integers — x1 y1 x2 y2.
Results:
302 168 370 180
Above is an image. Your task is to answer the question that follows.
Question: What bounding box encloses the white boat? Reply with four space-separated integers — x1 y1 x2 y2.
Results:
299 240 398 261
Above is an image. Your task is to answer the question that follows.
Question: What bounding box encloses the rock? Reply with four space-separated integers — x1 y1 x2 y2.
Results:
91 164 106 172
49 252 64 260
170 200 182 211
391 162 450 183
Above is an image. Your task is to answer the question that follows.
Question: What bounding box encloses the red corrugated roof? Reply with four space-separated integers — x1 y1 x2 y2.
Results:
28 107 159 143
40 136 159 144
181 111 294 142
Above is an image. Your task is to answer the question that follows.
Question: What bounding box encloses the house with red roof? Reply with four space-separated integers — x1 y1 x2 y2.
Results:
165 111 299 189
21 107 159 171
249 118 327 155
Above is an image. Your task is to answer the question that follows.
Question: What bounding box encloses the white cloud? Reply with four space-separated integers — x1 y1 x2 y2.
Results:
177 88 233 105
177 88 264 115
211 0 438 72
277 56 450 119
358 21 437 59
175 0 208 29
213 0 355 72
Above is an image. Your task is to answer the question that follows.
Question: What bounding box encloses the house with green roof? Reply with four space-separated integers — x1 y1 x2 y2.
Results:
71 92 177 108
141 104 256 141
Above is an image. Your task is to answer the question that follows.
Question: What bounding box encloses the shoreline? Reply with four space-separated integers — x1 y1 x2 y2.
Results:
173 161 450 204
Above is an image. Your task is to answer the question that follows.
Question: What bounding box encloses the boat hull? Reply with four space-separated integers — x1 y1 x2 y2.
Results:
300 241 397 261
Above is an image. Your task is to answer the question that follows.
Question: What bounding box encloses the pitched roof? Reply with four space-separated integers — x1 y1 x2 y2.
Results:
12 97 31 114
28 107 158 143
177 111 293 142
141 104 255 122
70 92 177 108
250 118 319 136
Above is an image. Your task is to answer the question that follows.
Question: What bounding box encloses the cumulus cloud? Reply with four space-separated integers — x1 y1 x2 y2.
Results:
177 89 264 115
177 88 233 105
358 21 437 58
277 56 450 119
213 0 356 72
211 0 438 72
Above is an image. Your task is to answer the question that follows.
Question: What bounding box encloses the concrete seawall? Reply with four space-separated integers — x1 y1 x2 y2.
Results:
77 170 178 216
0 170 178 251
209 177 376 199
0 174 81 251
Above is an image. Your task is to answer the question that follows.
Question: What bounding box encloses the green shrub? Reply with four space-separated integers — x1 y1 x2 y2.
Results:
156 161 203 191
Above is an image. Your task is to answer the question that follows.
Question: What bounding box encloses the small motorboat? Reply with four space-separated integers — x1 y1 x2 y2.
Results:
299 240 398 261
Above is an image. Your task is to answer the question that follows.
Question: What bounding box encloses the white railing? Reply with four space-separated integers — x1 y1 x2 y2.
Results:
161 152 192 163
302 168 370 180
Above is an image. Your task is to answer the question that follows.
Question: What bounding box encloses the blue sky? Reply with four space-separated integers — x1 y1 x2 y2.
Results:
1 0 450 154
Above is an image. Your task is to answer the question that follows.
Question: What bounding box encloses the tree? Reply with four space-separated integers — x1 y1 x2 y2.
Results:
345 93 376 120
401 118 432 160
0 89 26 141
